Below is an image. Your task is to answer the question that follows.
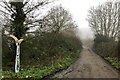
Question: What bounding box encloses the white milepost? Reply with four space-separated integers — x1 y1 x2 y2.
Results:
10 35 23 73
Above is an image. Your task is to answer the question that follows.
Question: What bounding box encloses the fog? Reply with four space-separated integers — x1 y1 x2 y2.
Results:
58 0 108 40
27 0 107 40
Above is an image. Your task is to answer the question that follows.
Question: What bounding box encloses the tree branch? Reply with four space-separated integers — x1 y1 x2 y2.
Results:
25 1 50 15
2 0 16 14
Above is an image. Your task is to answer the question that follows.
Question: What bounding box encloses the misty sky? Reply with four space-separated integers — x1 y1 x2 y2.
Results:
57 0 108 39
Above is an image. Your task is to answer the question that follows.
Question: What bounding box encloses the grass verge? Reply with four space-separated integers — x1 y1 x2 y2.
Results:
2 50 81 79
105 57 120 70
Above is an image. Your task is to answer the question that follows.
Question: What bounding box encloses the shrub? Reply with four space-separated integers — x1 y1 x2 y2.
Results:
94 41 118 57
93 34 118 57
3 32 82 70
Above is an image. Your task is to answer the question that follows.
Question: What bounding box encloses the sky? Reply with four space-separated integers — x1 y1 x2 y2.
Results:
3 0 108 39
56 0 108 39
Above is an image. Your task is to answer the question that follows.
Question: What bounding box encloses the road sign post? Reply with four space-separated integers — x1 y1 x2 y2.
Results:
10 35 23 73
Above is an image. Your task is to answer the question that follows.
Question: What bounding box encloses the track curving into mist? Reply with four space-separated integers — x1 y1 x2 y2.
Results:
52 47 119 78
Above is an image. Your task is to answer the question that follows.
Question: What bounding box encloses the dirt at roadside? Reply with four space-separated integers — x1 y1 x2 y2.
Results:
52 47 119 78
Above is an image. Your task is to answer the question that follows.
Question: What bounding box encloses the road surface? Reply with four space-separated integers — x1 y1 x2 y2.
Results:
52 47 119 78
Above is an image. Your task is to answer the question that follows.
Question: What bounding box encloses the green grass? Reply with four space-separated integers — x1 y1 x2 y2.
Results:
105 57 120 70
2 32 82 79
2 50 81 79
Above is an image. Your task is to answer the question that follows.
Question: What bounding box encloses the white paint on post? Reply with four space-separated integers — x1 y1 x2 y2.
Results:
15 44 20 73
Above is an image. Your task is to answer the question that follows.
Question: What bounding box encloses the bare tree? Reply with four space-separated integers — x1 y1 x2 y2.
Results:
87 1 120 40
0 0 54 38
38 6 77 33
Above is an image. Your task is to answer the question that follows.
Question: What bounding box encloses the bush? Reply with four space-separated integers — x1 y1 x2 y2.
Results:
94 41 118 57
2 32 82 78
3 32 82 70
93 34 118 57
93 34 119 70
94 34 110 44
2 35 15 70
118 39 120 58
